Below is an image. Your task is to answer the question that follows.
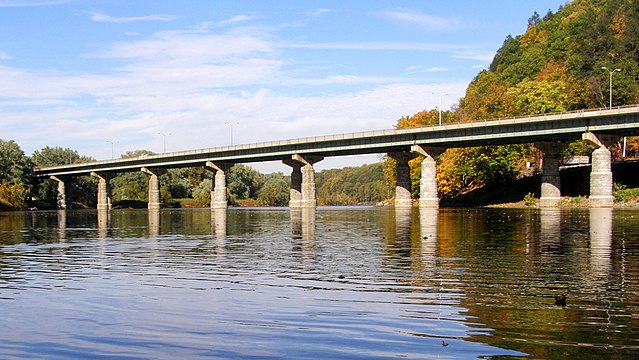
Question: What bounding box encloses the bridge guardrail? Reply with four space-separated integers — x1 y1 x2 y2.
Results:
36 104 639 173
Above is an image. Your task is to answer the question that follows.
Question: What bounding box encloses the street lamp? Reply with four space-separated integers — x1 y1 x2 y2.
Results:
106 140 115 159
157 132 170 153
602 66 625 158
432 92 448 126
601 66 622 108
225 121 239 146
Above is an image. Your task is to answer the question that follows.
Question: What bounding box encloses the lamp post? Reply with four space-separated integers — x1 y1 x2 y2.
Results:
602 67 624 158
106 140 115 159
157 132 170 153
432 92 448 126
225 121 239 146
601 66 621 108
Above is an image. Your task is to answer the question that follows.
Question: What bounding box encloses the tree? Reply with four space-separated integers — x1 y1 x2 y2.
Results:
257 173 289 206
31 146 96 209
110 150 156 205
0 139 34 210
0 139 33 188
0 180 28 210
226 164 261 204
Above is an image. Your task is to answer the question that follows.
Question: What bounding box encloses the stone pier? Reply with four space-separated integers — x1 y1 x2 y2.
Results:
412 145 445 208
50 176 66 210
389 152 415 208
583 133 617 207
535 142 566 207
141 167 166 210
284 154 323 208
205 161 232 209
90 172 112 211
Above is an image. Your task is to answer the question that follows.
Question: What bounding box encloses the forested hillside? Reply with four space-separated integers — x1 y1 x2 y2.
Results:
388 0 639 199
316 163 393 205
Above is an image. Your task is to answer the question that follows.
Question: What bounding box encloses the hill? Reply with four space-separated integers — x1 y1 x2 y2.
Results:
389 0 639 203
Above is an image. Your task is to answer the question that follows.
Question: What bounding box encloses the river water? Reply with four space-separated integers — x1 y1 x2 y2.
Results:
0 207 638 359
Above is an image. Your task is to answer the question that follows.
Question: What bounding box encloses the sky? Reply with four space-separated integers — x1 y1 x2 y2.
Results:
0 0 569 173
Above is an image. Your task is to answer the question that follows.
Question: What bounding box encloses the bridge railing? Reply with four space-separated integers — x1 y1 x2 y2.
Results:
36 104 639 173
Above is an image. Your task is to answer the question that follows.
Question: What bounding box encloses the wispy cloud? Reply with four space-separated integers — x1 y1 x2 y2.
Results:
89 11 178 23
0 0 69 7
406 65 449 74
305 8 332 17
379 8 463 31
0 51 10 60
282 41 458 52
217 14 259 27
1 18 470 165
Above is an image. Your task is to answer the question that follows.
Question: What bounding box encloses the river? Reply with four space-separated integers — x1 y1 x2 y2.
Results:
0 207 637 359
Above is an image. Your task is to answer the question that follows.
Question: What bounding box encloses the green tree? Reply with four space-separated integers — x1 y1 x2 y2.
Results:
226 164 261 204
0 139 33 187
31 146 97 209
0 180 28 210
110 150 156 205
317 163 392 205
257 172 289 206
192 178 212 207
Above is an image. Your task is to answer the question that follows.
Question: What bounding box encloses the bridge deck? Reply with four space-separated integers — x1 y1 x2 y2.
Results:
35 105 639 177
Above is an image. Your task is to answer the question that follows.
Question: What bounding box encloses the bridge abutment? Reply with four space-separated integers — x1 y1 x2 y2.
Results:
50 176 67 210
91 172 112 211
205 161 232 209
412 145 445 208
284 155 323 208
141 167 166 210
535 142 566 207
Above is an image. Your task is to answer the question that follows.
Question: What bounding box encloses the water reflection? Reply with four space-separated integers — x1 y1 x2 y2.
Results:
57 210 66 242
589 207 613 278
419 208 438 258
395 207 412 242
290 207 316 241
1 207 638 359
97 209 110 239
212 208 226 254
540 208 561 252
148 208 160 237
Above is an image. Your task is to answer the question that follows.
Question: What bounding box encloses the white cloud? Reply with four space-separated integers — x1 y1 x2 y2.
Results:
0 51 10 60
217 14 259 27
379 9 463 31
88 11 178 23
305 8 332 17
0 0 69 7
405 65 449 74
1 21 470 172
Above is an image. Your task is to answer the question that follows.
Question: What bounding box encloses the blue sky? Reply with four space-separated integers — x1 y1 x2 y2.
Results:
0 0 568 172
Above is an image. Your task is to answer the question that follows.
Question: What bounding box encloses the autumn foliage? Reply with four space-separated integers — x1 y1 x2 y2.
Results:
388 0 639 199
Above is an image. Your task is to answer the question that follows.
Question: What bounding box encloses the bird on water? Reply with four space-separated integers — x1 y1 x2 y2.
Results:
554 294 567 306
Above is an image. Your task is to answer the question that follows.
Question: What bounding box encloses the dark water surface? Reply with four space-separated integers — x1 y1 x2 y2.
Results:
1 207 638 359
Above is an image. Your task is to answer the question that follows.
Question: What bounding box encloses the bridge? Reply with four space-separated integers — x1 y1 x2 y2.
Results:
35 105 639 210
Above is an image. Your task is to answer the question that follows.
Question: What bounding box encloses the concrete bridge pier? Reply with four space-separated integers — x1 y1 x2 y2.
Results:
412 145 445 208
284 154 323 208
91 172 112 211
389 152 416 208
535 142 567 207
50 176 67 210
205 161 232 209
583 133 618 207
141 167 166 210
284 161 303 208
